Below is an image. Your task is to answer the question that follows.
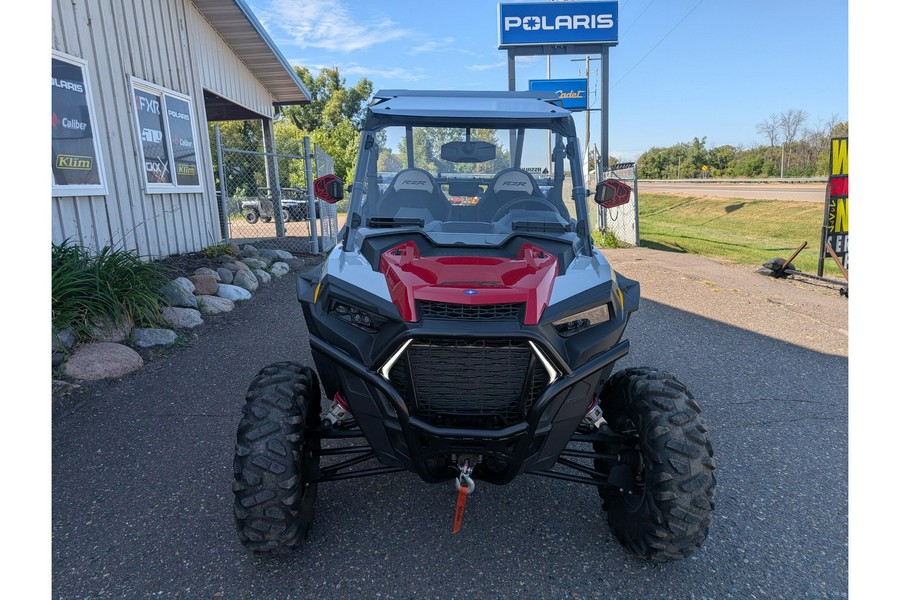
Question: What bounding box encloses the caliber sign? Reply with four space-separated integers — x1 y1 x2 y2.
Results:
529 78 588 110
498 1 619 48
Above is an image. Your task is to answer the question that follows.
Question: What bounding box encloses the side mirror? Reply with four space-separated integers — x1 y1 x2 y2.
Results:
314 174 344 204
595 179 632 208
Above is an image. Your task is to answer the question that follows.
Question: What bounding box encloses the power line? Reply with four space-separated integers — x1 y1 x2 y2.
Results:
622 0 657 37
614 0 706 88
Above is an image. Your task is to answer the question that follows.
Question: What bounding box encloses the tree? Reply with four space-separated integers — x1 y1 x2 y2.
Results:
778 109 807 176
282 66 373 132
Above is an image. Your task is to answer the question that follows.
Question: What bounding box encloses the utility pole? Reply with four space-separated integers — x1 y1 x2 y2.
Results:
571 55 603 176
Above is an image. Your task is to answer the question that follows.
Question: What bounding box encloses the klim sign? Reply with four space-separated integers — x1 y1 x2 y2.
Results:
529 78 588 110
498 1 619 48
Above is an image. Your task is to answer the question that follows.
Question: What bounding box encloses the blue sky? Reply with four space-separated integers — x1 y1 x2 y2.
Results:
244 0 849 162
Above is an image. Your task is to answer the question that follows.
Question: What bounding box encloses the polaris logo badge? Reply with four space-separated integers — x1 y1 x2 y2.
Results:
504 14 614 32
464 290 478 295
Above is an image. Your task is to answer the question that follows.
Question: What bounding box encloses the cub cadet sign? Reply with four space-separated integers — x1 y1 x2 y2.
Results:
498 1 619 48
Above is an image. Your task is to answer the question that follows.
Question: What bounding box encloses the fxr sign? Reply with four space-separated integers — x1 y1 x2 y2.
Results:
498 1 619 48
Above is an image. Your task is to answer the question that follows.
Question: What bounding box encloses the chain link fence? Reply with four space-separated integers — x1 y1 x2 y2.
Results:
213 125 340 255
585 149 640 247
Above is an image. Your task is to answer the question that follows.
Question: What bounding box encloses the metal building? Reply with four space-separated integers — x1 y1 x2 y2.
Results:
51 0 309 258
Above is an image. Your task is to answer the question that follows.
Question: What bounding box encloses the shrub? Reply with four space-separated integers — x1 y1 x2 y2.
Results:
52 239 169 338
202 243 236 258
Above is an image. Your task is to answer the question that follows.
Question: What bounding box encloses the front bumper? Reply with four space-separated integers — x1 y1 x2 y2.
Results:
309 333 629 484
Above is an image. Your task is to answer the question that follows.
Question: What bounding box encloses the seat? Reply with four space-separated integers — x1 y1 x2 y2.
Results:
475 168 569 221
368 168 450 222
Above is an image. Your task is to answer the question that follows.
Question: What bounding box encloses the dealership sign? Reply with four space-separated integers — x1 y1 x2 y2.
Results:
498 1 619 48
819 137 848 273
529 78 588 110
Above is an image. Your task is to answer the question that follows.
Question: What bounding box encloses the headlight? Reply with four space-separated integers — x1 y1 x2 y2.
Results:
552 303 610 337
328 297 387 333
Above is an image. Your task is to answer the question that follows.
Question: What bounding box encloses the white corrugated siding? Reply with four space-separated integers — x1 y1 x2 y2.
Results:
51 0 276 259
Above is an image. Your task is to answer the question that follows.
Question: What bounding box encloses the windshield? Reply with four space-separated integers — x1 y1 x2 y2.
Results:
347 124 589 251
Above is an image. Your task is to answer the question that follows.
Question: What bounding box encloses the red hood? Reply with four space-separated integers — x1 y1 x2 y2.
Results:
379 241 558 324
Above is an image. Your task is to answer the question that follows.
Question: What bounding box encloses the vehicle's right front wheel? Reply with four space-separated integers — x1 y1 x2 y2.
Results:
244 210 259 224
593 367 716 561
232 362 322 553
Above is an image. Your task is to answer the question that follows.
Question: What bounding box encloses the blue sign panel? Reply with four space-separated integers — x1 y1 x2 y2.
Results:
529 78 588 110
498 1 619 48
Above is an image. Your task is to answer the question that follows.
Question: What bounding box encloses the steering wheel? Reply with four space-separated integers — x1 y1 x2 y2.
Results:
492 196 560 221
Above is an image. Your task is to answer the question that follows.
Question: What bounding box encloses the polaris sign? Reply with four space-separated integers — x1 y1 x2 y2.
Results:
498 1 619 48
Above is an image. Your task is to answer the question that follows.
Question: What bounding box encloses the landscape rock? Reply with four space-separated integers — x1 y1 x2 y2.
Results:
88 316 134 343
64 342 144 381
283 258 306 271
270 262 290 278
132 328 178 348
52 352 66 368
173 277 196 294
274 249 294 260
241 244 260 258
216 284 252 302
193 267 221 282
197 295 235 314
252 269 272 284
53 328 77 352
243 257 269 270
160 307 204 329
217 255 236 265
188 274 218 296
228 242 241 255
160 279 198 309
216 267 234 284
258 249 279 261
233 269 259 292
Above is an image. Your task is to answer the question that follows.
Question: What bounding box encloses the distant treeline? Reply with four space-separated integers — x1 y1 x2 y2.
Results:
636 111 848 179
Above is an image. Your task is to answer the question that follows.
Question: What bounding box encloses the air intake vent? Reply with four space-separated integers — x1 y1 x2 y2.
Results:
418 301 523 321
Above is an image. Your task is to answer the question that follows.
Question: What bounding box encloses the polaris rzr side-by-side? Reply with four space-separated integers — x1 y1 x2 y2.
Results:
232 90 716 561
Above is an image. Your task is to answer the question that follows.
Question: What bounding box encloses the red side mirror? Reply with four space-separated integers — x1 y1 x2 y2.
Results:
596 179 632 209
314 174 344 204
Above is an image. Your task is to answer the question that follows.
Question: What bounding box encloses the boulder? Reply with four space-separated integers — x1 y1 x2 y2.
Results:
173 277 196 294
233 269 259 292
252 269 272 284
193 267 221 282
216 267 234 284
216 284 252 302
132 328 178 348
270 262 290 278
160 279 198 309
258 249 279 261
188 274 218 296
64 342 144 381
160 307 204 329
241 244 260 258
197 295 235 315
88 316 134 343
274 249 294 260
243 257 269 270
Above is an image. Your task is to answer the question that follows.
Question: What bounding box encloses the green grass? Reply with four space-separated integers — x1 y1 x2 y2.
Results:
636 193 843 277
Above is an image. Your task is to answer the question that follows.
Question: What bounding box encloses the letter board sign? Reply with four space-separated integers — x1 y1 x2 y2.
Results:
529 78 588 110
498 1 619 48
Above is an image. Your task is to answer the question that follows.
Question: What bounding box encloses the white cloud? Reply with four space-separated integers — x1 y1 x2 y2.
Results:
408 37 455 56
466 61 507 72
262 0 411 52
340 63 426 82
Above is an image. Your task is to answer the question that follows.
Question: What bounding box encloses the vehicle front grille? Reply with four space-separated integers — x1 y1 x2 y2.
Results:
418 301 522 321
388 337 550 429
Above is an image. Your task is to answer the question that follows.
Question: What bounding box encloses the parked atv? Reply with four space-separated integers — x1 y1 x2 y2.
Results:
241 186 308 224
232 90 716 561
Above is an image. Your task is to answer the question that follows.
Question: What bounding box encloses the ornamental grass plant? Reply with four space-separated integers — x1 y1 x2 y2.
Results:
51 239 170 339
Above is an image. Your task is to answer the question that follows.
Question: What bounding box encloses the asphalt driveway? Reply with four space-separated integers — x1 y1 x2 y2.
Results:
52 248 849 599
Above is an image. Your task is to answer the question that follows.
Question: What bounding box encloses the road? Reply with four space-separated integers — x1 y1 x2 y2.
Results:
639 180 826 202
51 249 848 599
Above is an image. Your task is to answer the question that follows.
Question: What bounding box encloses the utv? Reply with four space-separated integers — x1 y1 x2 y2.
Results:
233 90 716 561
241 186 309 224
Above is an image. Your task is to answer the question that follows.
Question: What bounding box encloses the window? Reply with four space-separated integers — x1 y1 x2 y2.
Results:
130 78 202 192
52 51 107 196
